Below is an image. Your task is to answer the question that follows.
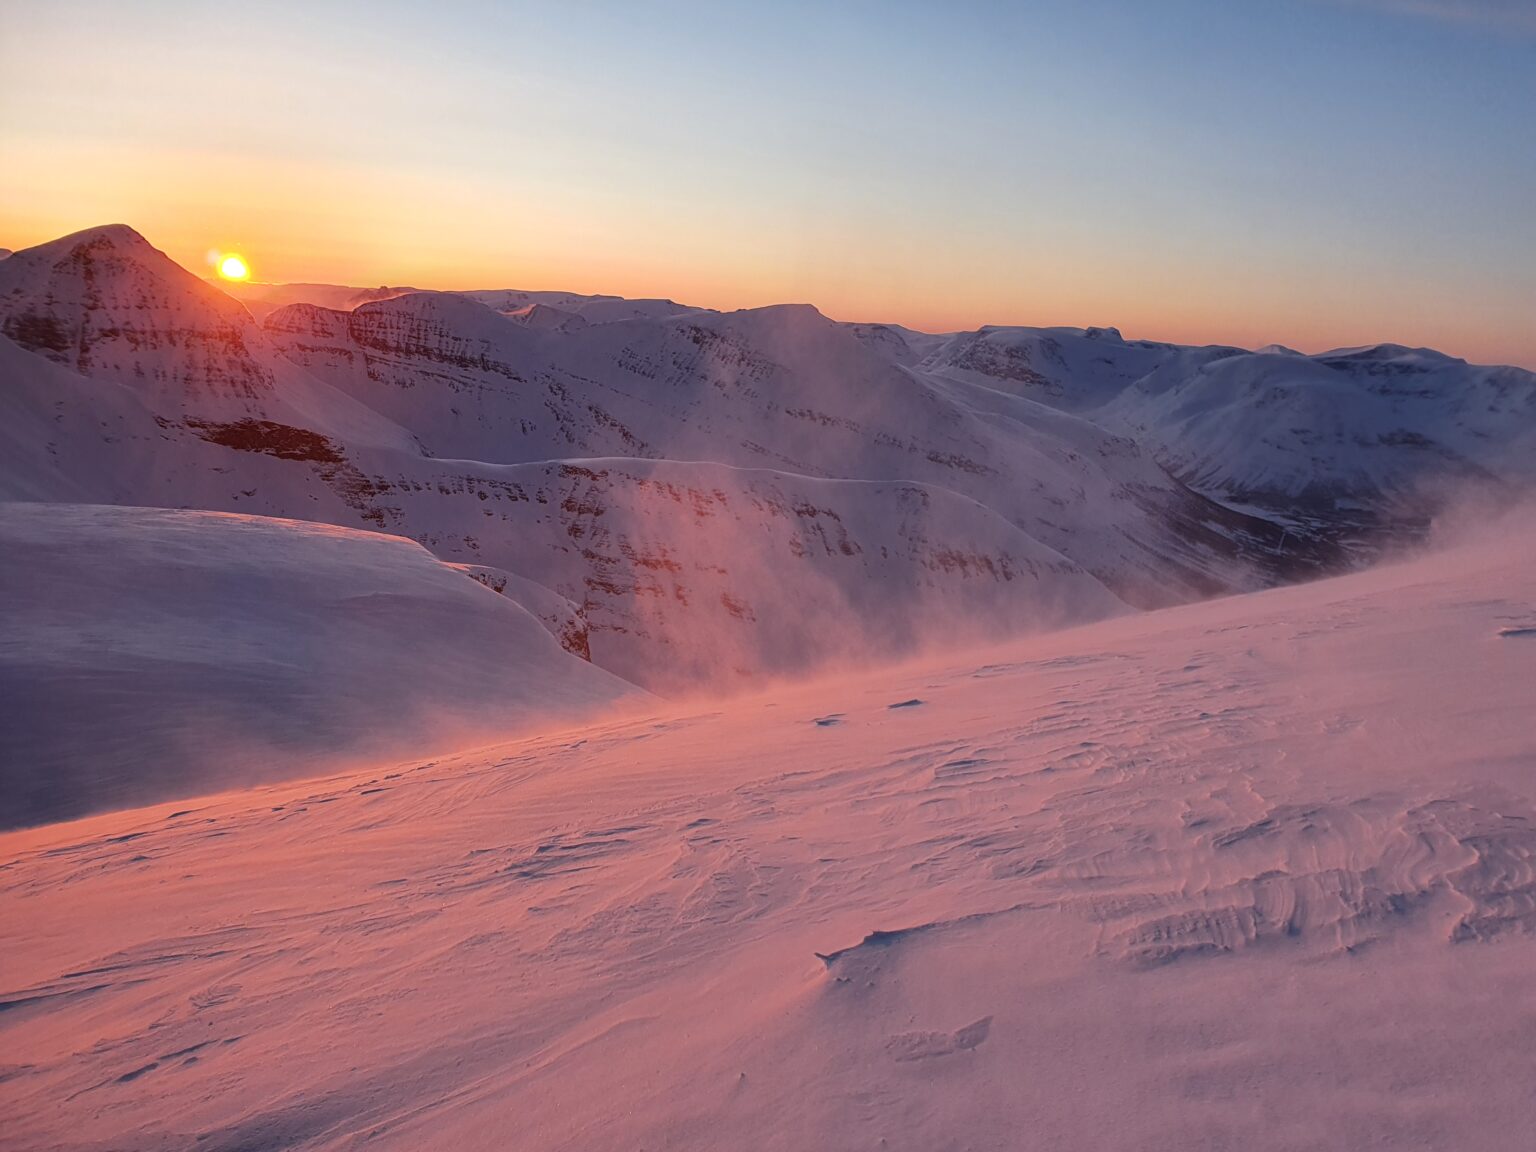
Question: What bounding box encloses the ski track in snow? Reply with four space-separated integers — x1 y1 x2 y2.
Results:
3 528 1536 1151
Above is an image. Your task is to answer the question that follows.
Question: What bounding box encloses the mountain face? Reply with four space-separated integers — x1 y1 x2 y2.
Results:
1105 343 1536 533
0 226 277 409
263 291 1310 604
3 225 1531 714
903 323 1536 537
0 228 1146 702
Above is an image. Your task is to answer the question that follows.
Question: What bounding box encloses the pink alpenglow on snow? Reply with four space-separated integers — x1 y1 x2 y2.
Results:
1 212 1536 1149
7 0 1536 1141
3 512 1536 1150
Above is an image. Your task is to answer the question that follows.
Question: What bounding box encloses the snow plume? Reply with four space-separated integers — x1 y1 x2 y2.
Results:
508 459 1127 696
1423 488 1536 555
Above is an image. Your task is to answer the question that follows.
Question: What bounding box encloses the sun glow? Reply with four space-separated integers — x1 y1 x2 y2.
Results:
217 254 250 281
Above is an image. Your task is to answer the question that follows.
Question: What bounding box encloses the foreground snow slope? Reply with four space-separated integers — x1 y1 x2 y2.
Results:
0 504 644 827
4 518 1535 1151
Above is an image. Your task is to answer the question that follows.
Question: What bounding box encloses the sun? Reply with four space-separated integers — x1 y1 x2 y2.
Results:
217 254 250 282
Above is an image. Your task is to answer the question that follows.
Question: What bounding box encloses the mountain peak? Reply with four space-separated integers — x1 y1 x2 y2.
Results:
19 222 157 261
0 223 274 407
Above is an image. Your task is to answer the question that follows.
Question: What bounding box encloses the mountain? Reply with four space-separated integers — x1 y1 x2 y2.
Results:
904 322 1196 412
213 280 422 324
252 272 1536 552
0 225 414 445
4 223 1534 809
0 226 1310 699
220 278 705 326
902 322 1536 541
1104 342 1536 535
262 291 1308 604
0 503 644 826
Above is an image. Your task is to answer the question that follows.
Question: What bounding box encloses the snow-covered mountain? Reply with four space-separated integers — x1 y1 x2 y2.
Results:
219 278 704 326
0 226 1317 699
4 223 1534 809
252 272 1536 543
0 226 414 447
903 323 1536 535
213 281 422 324
1105 342 1536 530
262 289 1309 602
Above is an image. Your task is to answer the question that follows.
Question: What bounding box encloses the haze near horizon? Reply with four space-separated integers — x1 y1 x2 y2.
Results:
3 0 1534 366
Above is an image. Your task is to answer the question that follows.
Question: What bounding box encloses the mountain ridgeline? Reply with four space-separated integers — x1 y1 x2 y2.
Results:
2 224 1533 819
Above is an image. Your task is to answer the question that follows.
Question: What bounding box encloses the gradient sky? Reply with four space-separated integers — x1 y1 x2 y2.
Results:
3 0 1534 365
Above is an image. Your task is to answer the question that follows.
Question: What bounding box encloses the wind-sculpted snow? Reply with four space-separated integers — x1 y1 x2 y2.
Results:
3 518 1535 1150
0 504 644 826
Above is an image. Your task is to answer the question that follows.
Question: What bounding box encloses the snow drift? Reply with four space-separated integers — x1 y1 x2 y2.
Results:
0 503 643 826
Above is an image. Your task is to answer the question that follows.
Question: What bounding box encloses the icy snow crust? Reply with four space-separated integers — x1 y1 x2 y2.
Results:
0 504 646 827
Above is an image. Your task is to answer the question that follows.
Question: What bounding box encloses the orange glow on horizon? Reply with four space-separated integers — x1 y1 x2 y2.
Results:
0 138 1531 369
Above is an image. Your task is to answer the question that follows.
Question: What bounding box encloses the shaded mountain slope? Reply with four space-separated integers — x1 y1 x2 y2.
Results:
0 503 644 826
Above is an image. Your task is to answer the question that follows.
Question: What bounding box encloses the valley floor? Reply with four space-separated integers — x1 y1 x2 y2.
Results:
3 524 1536 1151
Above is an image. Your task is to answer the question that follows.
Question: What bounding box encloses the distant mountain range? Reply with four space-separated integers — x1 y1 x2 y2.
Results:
3 224 1533 819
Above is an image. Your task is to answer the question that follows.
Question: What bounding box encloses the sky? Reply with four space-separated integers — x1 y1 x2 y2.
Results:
2 0 1534 366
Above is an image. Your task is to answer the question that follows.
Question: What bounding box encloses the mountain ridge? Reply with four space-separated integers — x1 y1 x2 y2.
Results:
4 222 1531 816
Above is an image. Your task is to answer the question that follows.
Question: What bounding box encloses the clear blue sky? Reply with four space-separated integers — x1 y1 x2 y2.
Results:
3 0 1533 364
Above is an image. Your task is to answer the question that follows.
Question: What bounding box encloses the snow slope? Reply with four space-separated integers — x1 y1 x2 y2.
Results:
0 504 643 827
3 514 1535 1151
